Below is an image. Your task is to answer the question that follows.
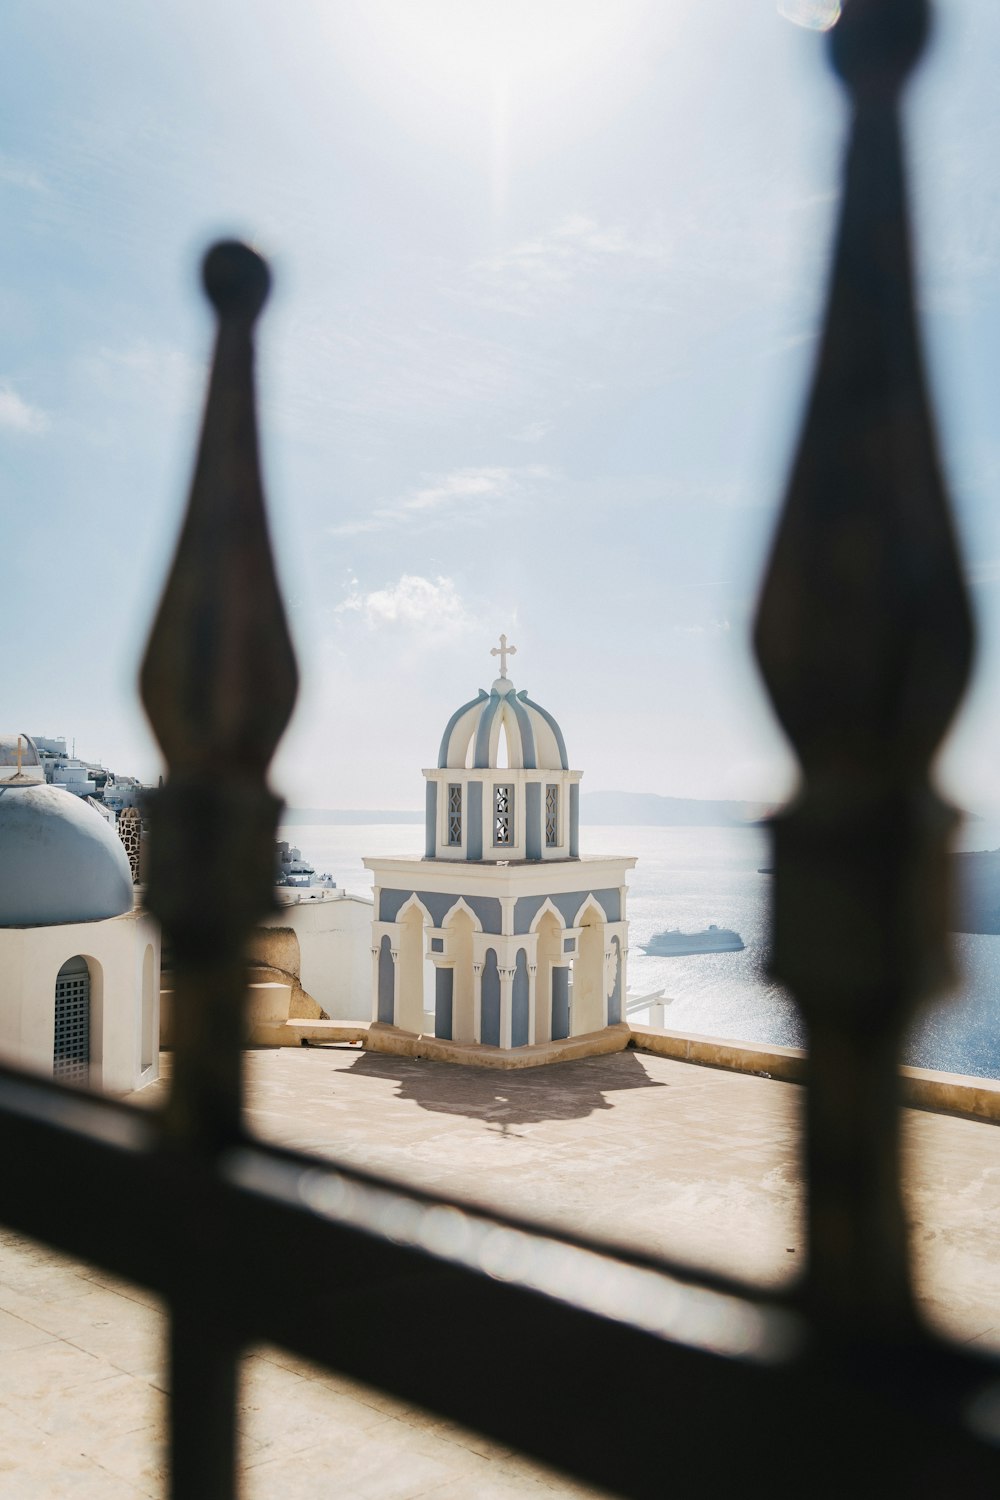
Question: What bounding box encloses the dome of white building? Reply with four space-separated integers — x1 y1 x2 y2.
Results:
437 675 569 772
0 782 134 927
0 733 42 783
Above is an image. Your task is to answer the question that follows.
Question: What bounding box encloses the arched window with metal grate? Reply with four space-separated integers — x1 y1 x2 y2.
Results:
53 956 90 1086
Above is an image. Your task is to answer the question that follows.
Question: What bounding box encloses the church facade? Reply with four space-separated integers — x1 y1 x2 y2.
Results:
364 641 635 1057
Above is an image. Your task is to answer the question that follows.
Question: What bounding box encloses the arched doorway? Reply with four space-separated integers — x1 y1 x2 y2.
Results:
444 905 476 1043
534 908 563 1044
434 965 454 1039
481 948 501 1047
573 903 606 1035
54 955 91 1085
397 902 433 1033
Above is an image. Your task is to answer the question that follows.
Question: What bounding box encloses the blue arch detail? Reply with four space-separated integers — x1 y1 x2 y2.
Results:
517 692 568 771
509 695 537 769
481 949 501 1047
379 888 502 933
512 888 621 933
473 691 503 769
438 689 489 769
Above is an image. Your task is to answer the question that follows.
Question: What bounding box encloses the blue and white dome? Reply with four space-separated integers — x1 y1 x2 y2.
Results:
438 676 568 772
0 782 134 928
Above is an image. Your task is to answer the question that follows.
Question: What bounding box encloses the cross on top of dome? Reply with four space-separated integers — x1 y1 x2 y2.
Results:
490 633 517 690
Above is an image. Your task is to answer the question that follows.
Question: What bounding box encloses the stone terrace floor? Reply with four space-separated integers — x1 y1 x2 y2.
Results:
1 1046 999 1497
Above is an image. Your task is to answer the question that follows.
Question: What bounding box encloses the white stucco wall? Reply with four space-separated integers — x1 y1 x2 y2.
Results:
0 909 160 1094
258 892 373 1021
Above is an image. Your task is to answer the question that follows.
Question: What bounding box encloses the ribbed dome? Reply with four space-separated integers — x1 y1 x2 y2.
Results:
0 783 134 927
438 678 568 772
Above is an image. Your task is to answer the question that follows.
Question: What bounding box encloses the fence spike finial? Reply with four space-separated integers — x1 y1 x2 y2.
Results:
141 239 297 779
753 0 973 1339
140 240 298 1153
140 237 297 1497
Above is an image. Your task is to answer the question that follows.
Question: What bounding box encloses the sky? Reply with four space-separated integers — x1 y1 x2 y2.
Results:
3 0 1000 811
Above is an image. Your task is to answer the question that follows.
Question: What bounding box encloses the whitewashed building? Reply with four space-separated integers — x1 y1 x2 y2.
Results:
365 641 635 1057
0 734 159 1093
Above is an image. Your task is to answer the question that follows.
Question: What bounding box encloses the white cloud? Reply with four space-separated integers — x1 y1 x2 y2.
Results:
673 617 731 637
0 383 48 434
0 154 47 193
88 340 201 398
329 464 550 537
486 214 666 277
336 574 474 638
474 214 668 301
512 419 551 443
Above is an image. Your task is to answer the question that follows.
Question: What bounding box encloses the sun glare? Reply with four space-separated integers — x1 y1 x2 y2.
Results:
361 0 646 86
327 0 657 218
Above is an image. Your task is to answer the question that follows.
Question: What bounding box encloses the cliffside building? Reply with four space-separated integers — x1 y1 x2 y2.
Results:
0 734 159 1093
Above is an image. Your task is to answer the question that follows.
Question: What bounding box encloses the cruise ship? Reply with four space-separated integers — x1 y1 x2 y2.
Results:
640 924 744 957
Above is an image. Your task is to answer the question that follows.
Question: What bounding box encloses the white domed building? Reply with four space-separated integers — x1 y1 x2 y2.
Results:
0 734 159 1092
364 643 635 1064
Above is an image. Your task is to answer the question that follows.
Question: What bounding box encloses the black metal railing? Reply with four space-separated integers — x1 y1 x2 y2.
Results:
2 3 998 1496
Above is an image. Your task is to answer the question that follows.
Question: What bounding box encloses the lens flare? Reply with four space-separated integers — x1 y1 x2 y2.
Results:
778 0 842 32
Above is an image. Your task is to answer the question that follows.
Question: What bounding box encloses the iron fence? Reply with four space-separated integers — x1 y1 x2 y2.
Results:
2 3 999 1495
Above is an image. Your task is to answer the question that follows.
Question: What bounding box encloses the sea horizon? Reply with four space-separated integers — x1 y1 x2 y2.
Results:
280 819 1000 1083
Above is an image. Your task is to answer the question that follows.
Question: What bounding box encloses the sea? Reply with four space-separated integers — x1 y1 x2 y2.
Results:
280 819 1000 1082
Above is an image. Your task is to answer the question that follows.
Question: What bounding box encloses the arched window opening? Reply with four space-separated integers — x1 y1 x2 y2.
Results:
481 949 501 1048
493 784 513 846
377 935 394 1024
496 722 509 769
447 783 462 846
608 935 623 1026
54 955 90 1086
512 949 530 1048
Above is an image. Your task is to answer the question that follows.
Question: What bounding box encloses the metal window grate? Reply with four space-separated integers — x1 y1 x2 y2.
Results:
448 783 462 845
53 969 89 1086
2 12 1000 1496
494 783 512 845
545 783 559 846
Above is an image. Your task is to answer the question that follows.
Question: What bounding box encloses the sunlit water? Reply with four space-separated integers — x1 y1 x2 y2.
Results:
282 821 1000 1081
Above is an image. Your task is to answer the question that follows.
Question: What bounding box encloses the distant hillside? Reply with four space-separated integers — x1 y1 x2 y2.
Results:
281 795 770 830
282 808 422 826
580 792 768 827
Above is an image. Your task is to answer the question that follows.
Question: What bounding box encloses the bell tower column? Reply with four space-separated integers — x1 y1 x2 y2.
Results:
472 960 483 1043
